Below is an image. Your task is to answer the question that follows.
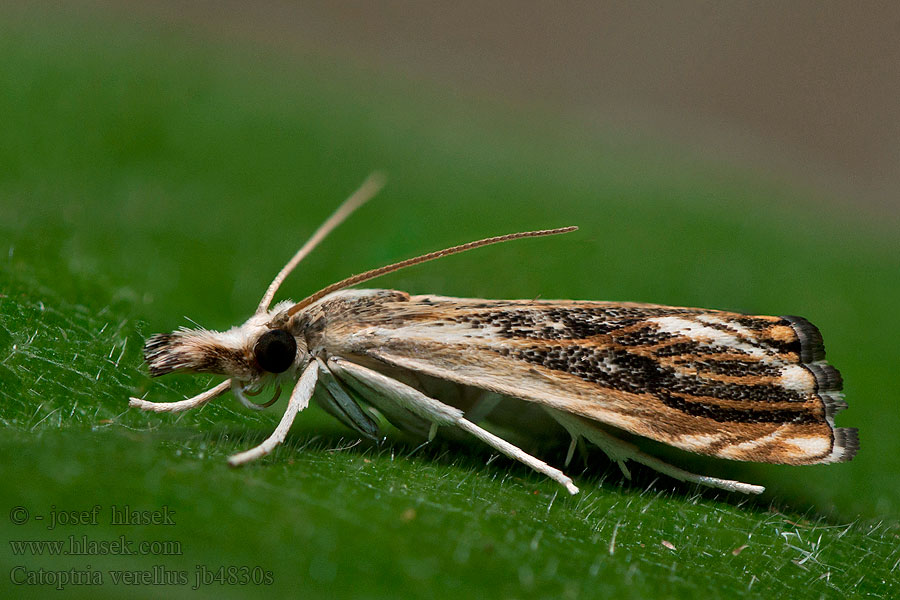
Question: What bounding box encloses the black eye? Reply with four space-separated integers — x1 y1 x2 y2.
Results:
254 329 297 373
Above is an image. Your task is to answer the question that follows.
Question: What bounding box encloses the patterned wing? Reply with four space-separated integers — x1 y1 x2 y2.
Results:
309 290 857 465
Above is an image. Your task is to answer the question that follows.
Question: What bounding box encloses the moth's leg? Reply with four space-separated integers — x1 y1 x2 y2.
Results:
561 436 592 471
564 437 578 468
563 435 592 469
546 408 764 495
365 396 432 438
313 358 380 439
312 385 356 433
549 409 632 478
327 357 579 495
231 379 281 411
312 386 381 439
129 379 232 413
327 363 432 438
228 361 318 467
463 391 503 424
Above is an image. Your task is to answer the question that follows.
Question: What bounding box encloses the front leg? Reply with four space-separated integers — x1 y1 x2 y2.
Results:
228 361 318 467
129 379 232 413
326 356 579 495
313 357 380 439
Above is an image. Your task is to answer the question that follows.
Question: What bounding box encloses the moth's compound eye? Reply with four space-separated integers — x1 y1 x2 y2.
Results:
254 329 297 373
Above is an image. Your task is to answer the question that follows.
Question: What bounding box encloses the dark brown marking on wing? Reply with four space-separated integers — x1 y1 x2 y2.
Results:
734 315 781 330
655 342 748 357
452 306 696 340
503 344 813 425
658 393 821 424
675 358 783 377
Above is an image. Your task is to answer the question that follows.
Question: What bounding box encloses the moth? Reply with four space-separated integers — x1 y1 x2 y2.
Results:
130 174 858 495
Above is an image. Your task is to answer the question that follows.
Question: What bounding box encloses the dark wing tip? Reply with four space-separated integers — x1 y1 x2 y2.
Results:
780 315 848 421
831 427 860 462
780 315 826 363
806 361 843 393
820 392 848 417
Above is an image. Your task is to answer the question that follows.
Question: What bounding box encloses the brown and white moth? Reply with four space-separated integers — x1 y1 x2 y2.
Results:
130 174 858 495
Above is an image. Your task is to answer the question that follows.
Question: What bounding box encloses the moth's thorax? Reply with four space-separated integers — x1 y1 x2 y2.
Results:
143 300 307 383
289 289 413 352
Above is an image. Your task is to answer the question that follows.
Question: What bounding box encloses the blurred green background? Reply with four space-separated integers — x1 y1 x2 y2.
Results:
1 4 898 599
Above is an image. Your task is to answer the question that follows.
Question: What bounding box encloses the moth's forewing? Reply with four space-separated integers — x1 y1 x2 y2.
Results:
303 290 857 466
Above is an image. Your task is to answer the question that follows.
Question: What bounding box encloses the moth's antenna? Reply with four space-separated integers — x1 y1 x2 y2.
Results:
285 226 578 318
256 172 386 314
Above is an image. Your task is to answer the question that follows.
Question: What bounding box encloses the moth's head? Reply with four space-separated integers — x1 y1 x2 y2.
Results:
142 301 306 385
